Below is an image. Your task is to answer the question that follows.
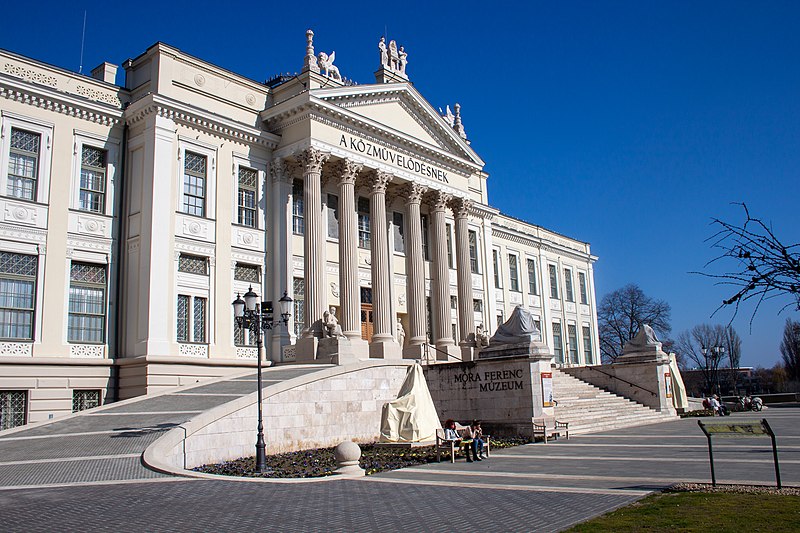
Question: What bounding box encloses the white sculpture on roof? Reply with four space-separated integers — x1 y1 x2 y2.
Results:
378 36 409 79
318 51 341 81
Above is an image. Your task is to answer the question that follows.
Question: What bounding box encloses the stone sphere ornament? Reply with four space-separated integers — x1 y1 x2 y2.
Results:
334 441 365 477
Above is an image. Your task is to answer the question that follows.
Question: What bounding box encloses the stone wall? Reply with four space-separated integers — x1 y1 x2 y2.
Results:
150 361 413 470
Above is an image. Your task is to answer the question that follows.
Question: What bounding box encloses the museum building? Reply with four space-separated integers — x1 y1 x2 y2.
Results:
0 31 599 427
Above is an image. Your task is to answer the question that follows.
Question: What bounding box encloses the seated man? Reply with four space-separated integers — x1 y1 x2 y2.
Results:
471 420 486 459
443 420 477 463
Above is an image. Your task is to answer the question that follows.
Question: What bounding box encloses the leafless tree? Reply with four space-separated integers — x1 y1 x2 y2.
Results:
701 203 800 324
598 284 672 363
781 318 800 381
677 324 741 395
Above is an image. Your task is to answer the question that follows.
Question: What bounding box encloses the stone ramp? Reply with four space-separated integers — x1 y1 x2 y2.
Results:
553 369 677 435
0 365 329 489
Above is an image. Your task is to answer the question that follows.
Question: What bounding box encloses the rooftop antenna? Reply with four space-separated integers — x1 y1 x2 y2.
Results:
78 10 87 74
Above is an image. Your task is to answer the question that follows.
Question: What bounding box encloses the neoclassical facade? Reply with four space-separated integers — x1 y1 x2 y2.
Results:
0 32 599 427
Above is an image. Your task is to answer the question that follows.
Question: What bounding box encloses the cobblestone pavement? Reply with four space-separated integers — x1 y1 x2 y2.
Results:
2 375 798 532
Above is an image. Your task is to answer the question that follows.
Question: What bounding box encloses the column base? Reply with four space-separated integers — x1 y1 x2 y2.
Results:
434 342 461 361
295 336 319 363
369 335 402 359
459 344 476 362
402 343 426 359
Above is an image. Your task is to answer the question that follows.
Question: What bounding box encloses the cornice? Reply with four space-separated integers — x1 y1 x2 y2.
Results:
125 95 279 149
491 226 594 263
0 75 122 127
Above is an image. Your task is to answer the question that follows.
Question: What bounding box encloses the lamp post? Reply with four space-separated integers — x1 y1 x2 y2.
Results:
233 287 292 473
701 344 726 396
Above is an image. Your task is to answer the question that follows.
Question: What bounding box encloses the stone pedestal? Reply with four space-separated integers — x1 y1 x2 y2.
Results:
294 336 319 363
369 338 402 359
402 344 425 359
316 337 357 365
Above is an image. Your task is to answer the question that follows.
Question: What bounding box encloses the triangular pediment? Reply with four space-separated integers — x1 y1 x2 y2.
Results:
311 83 484 167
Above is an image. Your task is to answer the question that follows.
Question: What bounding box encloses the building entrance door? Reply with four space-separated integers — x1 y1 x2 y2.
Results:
360 287 373 341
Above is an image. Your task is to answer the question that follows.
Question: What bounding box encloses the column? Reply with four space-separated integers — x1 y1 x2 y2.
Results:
334 159 364 346
428 190 459 360
269 158 294 361
298 147 328 338
402 182 427 358
451 196 476 360
367 170 400 359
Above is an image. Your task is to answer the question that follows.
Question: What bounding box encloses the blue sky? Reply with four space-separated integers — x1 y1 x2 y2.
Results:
3 1 798 367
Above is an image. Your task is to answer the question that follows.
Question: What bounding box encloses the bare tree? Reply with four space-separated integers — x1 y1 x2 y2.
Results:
598 284 672 363
702 203 800 323
676 324 734 395
781 318 800 381
723 325 742 393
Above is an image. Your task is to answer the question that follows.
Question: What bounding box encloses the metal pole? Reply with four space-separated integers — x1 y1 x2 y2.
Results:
763 419 782 489
707 433 716 486
255 318 267 473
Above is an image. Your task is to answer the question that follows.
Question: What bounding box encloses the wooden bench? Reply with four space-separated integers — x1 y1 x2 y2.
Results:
436 423 491 462
533 418 569 443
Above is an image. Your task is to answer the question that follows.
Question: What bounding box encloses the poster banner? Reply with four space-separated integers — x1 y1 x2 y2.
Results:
541 372 554 407
665 372 673 398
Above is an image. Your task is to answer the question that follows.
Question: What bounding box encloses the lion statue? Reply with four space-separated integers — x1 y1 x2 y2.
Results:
317 51 341 81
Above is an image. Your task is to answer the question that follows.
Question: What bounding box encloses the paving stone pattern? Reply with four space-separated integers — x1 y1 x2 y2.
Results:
1 364 798 532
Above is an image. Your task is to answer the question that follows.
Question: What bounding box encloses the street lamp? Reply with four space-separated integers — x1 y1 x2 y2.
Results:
701 344 726 396
232 287 292 473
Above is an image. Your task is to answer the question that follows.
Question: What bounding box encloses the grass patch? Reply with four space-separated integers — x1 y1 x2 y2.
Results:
567 490 800 532
194 436 531 478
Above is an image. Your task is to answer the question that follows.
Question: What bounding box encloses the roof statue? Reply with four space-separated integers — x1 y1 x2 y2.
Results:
453 103 467 139
318 51 341 81
377 36 409 80
489 305 542 345
439 105 455 127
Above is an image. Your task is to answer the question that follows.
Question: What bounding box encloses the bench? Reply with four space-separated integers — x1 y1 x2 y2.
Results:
533 418 569 443
436 423 491 462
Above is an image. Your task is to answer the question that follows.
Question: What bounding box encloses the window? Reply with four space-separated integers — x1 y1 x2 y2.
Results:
583 326 593 364
234 263 260 284
493 249 502 289
473 299 483 313
552 322 564 363
393 212 405 253
564 268 574 302
182 152 206 217
508 254 520 292
7 128 40 200
72 390 101 412
450 295 457 310
446 223 454 268
533 319 542 335
468 230 479 273
293 277 305 337
79 146 107 213
0 251 37 340
579 272 589 305
178 254 208 275
234 320 257 347
426 296 434 343
177 295 206 343
68 262 106 343
327 194 339 239
292 179 304 235
548 264 559 299
421 214 430 261
357 197 370 249
237 166 258 227
0 390 27 430
568 324 579 363
527 259 538 295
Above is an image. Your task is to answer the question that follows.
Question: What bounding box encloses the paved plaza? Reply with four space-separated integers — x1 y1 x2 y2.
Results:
1 370 798 531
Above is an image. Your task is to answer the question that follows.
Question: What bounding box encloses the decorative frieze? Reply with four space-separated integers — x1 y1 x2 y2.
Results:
69 344 104 358
179 344 208 358
236 347 258 359
0 342 32 357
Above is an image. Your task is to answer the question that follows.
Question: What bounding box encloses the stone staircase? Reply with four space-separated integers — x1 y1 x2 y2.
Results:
552 369 678 434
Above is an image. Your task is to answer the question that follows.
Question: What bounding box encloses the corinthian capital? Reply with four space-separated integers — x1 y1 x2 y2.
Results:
425 190 452 212
270 158 293 183
366 170 393 195
449 196 472 219
297 147 329 174
333 159 363 185
400 182 427 205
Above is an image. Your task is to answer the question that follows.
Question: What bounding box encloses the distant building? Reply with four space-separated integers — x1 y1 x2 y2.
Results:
0 32 599 427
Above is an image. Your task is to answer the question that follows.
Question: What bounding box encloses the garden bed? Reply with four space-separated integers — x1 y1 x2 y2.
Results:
193 436 532 478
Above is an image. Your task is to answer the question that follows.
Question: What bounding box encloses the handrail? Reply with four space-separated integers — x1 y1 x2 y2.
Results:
422 342 464 364
569 366 658 397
